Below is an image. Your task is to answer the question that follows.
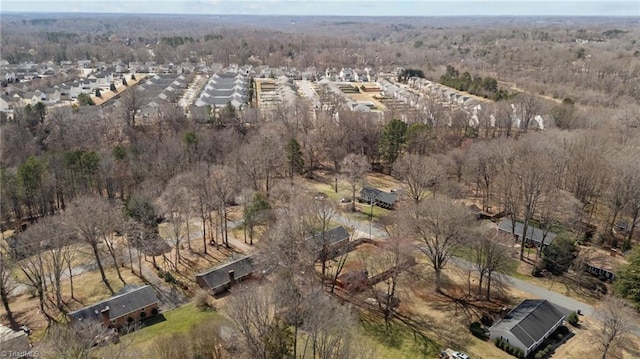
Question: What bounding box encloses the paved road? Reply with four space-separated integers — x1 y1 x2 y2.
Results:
332 212 388 239
179 74 207 108
450 257 594 315
337 213 640 335
460 257 640 336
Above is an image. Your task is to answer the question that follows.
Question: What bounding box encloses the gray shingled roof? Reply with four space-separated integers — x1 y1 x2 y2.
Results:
310 226 350 246
68 285 158 323
490 299 567 348
196 256 256 290
360 187 398 207
498 219 557 245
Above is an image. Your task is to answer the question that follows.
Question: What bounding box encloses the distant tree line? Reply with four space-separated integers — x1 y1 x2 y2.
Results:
397 68 425 82
439 65 511 100
161 36 195 47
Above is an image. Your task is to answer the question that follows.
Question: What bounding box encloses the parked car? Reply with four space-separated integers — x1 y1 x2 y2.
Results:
453 352 470 359
340 197 352 203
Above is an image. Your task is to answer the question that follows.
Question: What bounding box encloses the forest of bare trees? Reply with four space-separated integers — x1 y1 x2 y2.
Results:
1 12 639 359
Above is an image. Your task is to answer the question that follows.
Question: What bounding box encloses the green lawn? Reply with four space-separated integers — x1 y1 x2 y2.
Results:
125 303 224 350
361 316 441 359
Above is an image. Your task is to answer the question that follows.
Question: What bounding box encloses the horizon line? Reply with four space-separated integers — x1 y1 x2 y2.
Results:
1 11 639 18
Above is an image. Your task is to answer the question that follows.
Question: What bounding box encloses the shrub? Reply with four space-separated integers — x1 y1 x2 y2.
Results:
506 345 514 355
535 352 543 359
163 271 176 284
469 322 487 339
567 311 579 326
541 348 549 356
481 315 494 327
194 289 211 310
140 311 147 319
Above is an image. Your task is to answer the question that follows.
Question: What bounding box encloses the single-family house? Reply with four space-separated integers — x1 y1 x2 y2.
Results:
581 248 624 281
43 88 61 104
489 299 568 357
19 91 45 106
360 187 399 210
585 260 616 281
308 226 351 255
77 60 92 68
68 82 84 99
68 285 159 330
498 219 557 247
0 94 19 112
196 256 257 295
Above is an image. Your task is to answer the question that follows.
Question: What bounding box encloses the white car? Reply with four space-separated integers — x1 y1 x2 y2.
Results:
452 352 469 359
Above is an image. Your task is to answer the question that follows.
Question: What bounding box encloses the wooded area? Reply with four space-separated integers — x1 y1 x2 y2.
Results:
1 13 639 359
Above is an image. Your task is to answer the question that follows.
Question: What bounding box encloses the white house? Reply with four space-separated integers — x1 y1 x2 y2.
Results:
489 299 567 357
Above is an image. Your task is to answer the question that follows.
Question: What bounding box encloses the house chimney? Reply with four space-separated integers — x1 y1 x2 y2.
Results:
101 306 110 326
228 270 235 286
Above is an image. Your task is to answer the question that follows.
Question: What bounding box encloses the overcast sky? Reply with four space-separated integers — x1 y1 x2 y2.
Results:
1 0 639 16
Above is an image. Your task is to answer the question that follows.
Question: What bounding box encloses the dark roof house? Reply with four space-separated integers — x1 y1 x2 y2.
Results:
68 285 159 329
489 299 568 357
310 226 350 247
498 219 557 246
196 256 256 295
360 187 398 209
307 226 351 260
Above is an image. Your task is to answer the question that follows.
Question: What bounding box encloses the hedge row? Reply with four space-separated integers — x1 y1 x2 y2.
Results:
494 338 525 358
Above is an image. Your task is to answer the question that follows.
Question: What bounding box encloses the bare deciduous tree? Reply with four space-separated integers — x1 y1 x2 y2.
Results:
38 320 131 359
301 291 358 359
393 153 443 205
0 249 19 329
157 173 195 269
470 229 508 300
64 197 123 294
210 165 238 248
409 196 473 293
226 285 291 359
591 296 635 359
517 93 542 132
341 153 370 211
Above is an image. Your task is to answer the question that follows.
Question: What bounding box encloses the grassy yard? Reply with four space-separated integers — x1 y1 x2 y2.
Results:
360 315 441 359
123 303 224 351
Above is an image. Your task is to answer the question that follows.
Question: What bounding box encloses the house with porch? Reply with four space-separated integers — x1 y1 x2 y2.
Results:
359 187 399 210
489 299 568 357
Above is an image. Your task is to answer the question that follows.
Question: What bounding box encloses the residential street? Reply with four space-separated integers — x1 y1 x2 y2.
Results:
334 211 640 335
